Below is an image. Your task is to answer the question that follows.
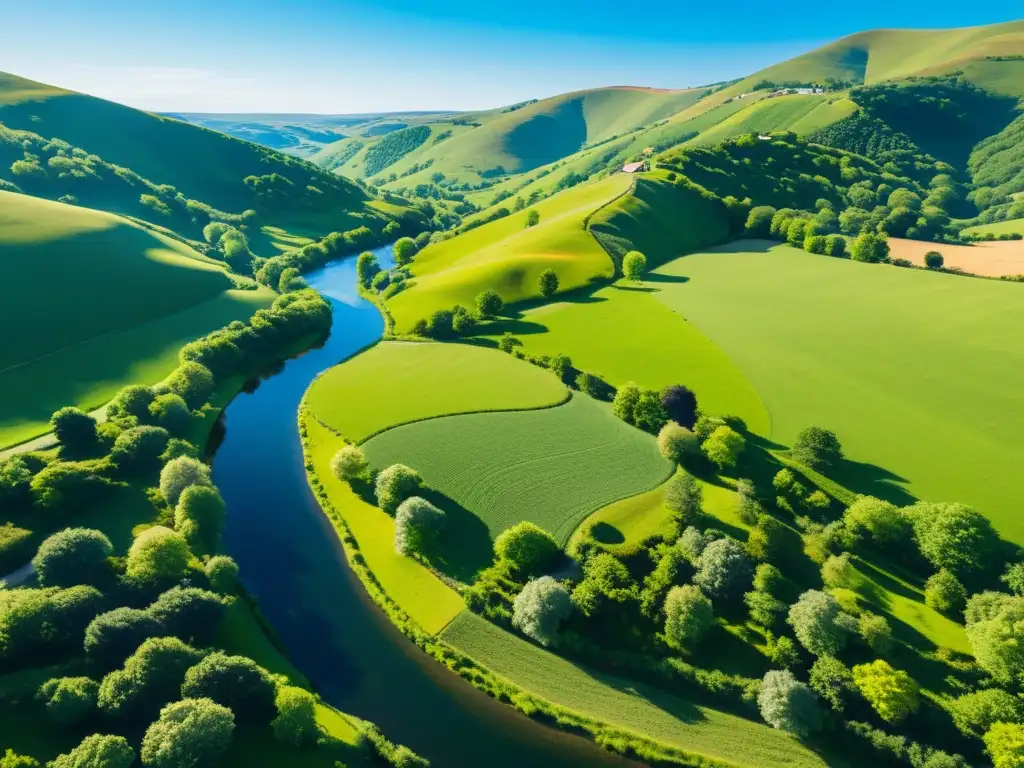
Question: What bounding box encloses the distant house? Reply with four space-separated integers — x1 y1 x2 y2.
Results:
642 147 654 156
622 161 648 173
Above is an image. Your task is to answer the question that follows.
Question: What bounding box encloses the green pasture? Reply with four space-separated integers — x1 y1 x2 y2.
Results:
362 393 672 551
691 95 843 145
389 174 629 332
962 217 1024 236
653 240 1024 544
306 341 567 443
441 611 828 768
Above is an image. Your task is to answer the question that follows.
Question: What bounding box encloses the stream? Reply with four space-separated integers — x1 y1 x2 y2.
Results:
211 244 634 767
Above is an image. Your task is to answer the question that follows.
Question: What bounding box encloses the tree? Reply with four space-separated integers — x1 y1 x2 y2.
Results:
824 235 847 258
33 528 113 587
640 548 689 619
0 457 33 508
205 556 239 596
278 268 306 293
356 251 380 287
747 515 786 563
50 407 98 456
538 268 558 297
1003 562 1024 596
50 735 134 768
549 354 573 383
745 206 777 238
745 589 786 628
571 553 637 619
498 332 522 353
809 655 853 711
788 590 849 656
851 231 890 263
111 426 171 475
858 612 893 653
425 309 454 338
85 608 163 669
843 496 910 548
657 422 699 464
0 750 40 768
512 576 573 647
984 722 1024 768
792 427 842 470
394 497 445 556
948 688 1024 738
125 526 192 587
622 251 647 281
906 502 998 578
753 563 784 594
107 385 156 426
331 444 368 481
164 363 215 410
148 394 191 436
494 522 559 577
694 538 752 600
393 237 417 266
787 219 810 247
159 457 213 507
965 592 1024 686
148 587 225 646
663 584 714 651
852 659 919 723
758 670 822 736
611 382 641 423
173 485 226 554
181 652 276 724
374 464 422 515
821 552 856 588
98 637 205 720
526 209 540 227
765 633 800 669
924 251 944 269
272 686 322 746
659 385 698 428
702 426 745 471
633 390 667 432
475 290 504 318
36 676 99 726
664 471 703 531
924 569 967 615
140 698 235 768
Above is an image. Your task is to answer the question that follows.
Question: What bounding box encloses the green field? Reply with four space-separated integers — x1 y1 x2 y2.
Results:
441 611 828 768
962 217 1024 236
691 95 841 145
362 393 673 546
653 240 1024 544
306 341 567 442
389 174 630 332
0 192 275 447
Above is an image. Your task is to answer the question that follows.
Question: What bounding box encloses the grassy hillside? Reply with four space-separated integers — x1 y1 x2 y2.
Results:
0 191 274 445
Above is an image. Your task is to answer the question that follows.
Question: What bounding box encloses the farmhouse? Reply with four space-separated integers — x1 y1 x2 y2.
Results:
622 160 649 173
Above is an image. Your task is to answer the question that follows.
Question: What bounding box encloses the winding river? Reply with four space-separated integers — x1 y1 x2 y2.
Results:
211 245 633 767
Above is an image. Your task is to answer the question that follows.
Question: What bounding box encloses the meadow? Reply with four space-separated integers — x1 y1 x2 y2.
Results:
962 217 1024 237
652 240 1024 544
690 95 849 146
306 341 567 442
440 611 828 768
361 393 673 547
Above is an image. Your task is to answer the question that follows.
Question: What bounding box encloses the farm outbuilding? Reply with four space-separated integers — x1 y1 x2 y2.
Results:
622 161 648 173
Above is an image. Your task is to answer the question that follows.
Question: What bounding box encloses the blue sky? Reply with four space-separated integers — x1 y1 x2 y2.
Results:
2 1 1021 113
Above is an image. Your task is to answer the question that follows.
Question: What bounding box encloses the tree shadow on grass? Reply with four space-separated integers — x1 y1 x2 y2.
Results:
419 488 494 584
590 522 625 545
831 459 916 507
609 284 657 293
478 317 550 337
643 272 690 284
700 624 771 678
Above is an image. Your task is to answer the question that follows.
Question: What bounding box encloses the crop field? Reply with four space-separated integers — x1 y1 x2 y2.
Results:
888 236 1024 276
652 240 1024 544
441 611 827 768
388 174 630 332
485 280 769 435
362 393 673 547
306 341 567 442
962 217 1024 237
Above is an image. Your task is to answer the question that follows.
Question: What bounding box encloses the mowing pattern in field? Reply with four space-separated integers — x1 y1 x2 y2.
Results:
654 240 1024 544
441 611 826 768
306 341 567 443
691 95 838 146
388 175 629 332
362 393 673 544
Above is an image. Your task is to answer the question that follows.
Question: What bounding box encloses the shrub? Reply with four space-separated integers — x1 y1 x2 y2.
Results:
181 652 276 724
925 569 967 615
375 464 422 515
125 526 192 588
947 688 1024 738
821 552 856 588
788 590 850 656
31 461 113 512
745 206 776 237
745 589 786 627
452 305 476 335
148 394 191 436
394 497 445 556
0 457 34 508
204 556 238 595
765 633 800 669
173 485 226 554
906 501 998 578
159 457 213 507
984 722 1024 768
664 471 703 531
792 426 843 470
512 576 573 647
924 251 944 269
657 422 699 464
758 670 822 736
85 607 163 669
538 268 558 297
475 289 504 318
356 251 380 287
164 363 214 409
526 210 540 228
0 586 105 665
98 637 205 721
330 444 368 481
140 697 235 768
50 407 98 456
36 676 99 726
858 612 893 653
33 528 113 587
851 231 890 263
272 686 322 746
494 522 559 577
148 587 224 646
393 237 417 266
663 584 714 650
570 553 637 619
575 372 607 399
549 354 573 383
622 250 647 280
498 332 522 353
746 515 786 563
824 234 847 257
111 426 172 475
694 538 753 600
0 523 33 574
107 385 156 426
50 735 134 768
702 426 745 471
852 659 919 723
735 479 763 526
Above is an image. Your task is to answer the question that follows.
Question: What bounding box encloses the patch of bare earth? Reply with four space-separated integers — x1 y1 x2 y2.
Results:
888 238 1024 277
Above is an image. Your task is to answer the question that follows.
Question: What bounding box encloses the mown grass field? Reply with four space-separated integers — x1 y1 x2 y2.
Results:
441 611 828 768
303 415 465 633
962 217 1024 237
691 95 842 145
653 240 1024 544
306 341 567 442
388 174 630 332
362 393 673 548
0 192 275 447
